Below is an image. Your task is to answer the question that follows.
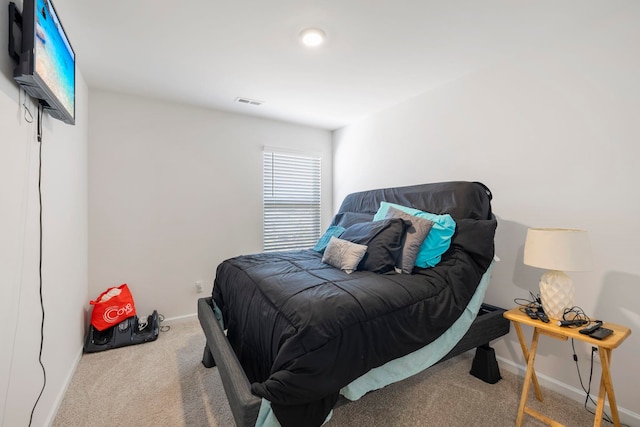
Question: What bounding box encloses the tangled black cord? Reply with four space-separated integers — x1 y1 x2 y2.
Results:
570 339 629 425
514 291 544 313
560 306 591 327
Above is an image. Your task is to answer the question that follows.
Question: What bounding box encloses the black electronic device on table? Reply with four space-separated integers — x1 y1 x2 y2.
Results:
590 327 613 340
536 311 550 323
578 320 614 340
523 306 549 323
579 321 603 335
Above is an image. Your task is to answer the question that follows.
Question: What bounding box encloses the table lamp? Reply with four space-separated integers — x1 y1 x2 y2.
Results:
523 228 593 320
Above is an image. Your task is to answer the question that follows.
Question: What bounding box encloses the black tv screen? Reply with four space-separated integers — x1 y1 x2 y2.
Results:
13 0 75 125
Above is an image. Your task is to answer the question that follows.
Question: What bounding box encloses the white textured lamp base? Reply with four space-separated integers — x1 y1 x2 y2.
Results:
539 270 574 320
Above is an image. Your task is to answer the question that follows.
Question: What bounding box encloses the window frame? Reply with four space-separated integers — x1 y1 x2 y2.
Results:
263 148 322 252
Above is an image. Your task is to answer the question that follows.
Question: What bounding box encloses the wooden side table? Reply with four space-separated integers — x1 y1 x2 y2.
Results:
503 307 631 427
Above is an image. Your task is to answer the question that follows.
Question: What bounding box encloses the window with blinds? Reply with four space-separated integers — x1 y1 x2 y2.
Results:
263 149 321 252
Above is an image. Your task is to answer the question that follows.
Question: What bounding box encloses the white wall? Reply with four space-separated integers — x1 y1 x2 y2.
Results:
0 1 89 423
88 90 332 320
333 3 640 422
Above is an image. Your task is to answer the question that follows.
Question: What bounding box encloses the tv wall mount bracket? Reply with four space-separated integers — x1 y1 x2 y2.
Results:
7 2 22 63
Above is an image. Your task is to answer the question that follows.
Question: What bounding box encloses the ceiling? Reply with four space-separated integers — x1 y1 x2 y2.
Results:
52 0 620 130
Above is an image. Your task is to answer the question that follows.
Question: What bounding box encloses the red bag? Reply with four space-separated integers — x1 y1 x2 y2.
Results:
90 284 136 331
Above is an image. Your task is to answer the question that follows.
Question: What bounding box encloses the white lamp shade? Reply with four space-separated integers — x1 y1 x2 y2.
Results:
523 228 593 320
523 228 593 272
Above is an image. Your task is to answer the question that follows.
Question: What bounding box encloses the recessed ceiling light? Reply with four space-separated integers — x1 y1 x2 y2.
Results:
299 28 326 47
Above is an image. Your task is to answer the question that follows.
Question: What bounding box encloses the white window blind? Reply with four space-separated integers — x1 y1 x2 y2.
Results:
263 149 321 252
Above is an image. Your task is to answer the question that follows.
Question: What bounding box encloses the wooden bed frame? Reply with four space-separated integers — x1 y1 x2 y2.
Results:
198 297 510 427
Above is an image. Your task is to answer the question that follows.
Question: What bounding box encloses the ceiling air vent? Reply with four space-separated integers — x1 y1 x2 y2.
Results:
235 97 264 106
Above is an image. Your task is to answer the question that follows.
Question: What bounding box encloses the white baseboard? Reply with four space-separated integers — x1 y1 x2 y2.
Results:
161 312 197 325
44 346 83 427
496 355 640 426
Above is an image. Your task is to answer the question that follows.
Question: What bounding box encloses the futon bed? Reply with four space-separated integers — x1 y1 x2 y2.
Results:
198 181 510 427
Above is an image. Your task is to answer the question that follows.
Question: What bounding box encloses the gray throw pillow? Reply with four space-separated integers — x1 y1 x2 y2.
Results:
384 206 434 273
322 236 368 274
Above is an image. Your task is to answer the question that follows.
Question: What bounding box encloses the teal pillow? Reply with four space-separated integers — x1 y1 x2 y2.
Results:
313 225 346 252
373 202 456 268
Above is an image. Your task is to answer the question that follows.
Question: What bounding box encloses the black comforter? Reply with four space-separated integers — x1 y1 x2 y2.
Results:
213 182 497 426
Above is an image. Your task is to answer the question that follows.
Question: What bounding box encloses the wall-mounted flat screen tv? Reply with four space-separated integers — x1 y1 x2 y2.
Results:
13 0 75 125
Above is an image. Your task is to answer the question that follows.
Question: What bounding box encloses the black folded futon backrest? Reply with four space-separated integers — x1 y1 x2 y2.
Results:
334 181 494 221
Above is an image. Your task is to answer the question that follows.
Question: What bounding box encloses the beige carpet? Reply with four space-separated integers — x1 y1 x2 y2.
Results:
53 320 609 427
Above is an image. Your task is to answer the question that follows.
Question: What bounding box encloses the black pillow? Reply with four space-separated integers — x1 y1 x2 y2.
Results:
330 212 374 228
340 218 408 273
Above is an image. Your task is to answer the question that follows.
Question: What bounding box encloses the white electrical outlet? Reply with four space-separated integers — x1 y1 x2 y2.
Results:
592 348 601 364
195 281 204 293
